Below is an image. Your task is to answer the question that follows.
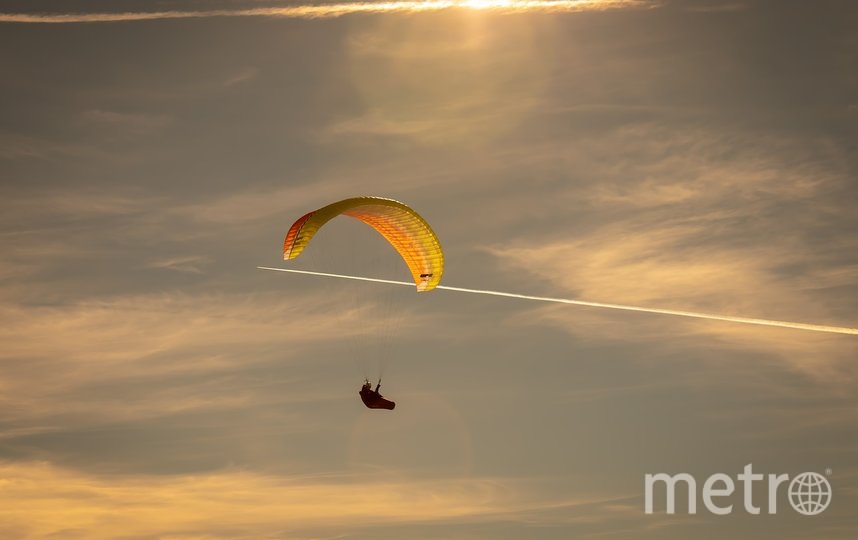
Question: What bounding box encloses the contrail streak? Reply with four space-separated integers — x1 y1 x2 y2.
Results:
0 0 650 23
257 266 858 336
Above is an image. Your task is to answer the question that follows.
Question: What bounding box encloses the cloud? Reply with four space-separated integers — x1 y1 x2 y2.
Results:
0 1 654 24
0 461 637 539
471 124 858 379
486 219 858 376
224 67 259 87
0 290 430 431
148 255 212 274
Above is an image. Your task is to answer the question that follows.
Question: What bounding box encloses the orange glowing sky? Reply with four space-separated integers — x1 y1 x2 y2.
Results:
1 1 857 539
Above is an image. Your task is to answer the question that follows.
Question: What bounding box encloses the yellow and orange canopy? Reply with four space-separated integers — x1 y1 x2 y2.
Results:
283 197 444 291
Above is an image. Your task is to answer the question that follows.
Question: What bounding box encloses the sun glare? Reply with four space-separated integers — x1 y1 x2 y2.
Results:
461 0 515 9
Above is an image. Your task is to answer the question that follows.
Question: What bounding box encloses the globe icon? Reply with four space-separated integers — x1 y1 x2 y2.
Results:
788 472 832 516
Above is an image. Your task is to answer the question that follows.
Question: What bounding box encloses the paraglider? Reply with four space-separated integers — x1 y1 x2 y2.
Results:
282 196 444 410
359 379 395 410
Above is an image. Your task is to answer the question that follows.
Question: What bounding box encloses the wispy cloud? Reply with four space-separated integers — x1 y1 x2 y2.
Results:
224 67 259 87
0 1 653 24
148 255 212 274
467 123 858 379
0 290 428 430
485 210 858 374
0 461 637 539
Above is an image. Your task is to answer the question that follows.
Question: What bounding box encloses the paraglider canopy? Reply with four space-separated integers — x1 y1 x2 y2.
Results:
283 196 444 292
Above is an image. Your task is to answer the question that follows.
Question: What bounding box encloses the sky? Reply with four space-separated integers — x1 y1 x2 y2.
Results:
1 0 857 538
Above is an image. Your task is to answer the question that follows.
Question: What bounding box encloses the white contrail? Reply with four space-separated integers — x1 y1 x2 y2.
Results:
257 266 858 336
0 1 650 23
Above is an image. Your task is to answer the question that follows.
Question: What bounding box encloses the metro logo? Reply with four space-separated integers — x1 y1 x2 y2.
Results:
644 464 832 516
